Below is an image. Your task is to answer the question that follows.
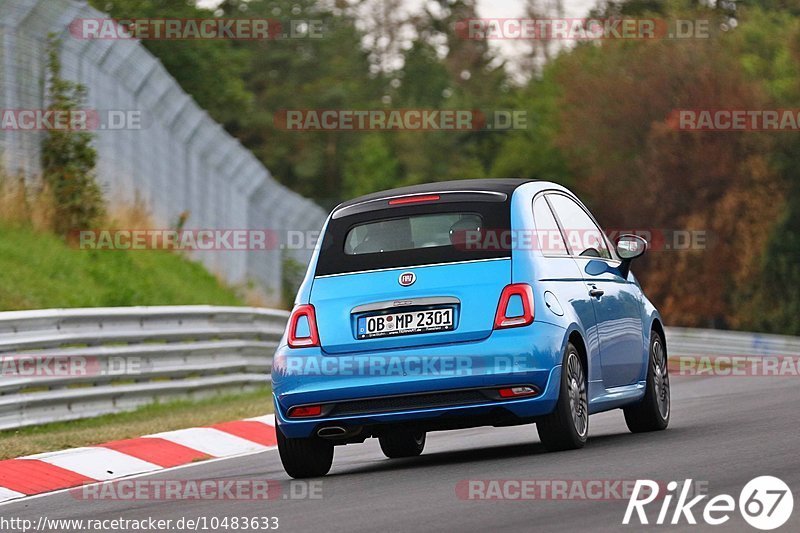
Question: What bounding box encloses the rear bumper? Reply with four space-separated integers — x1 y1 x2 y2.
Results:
271 322 566 438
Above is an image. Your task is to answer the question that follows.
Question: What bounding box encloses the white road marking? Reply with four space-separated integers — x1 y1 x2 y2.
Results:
0 487 26 503
144 427 268 457
22 447 161 480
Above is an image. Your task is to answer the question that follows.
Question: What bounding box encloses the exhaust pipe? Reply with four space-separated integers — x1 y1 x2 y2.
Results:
317 426 347 438
317 426 353 439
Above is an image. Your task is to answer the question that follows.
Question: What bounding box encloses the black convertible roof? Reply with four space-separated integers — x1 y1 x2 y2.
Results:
335 178 535 211
320 179 525 275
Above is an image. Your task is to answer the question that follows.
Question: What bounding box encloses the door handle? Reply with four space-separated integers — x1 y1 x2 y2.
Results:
589 288 604 298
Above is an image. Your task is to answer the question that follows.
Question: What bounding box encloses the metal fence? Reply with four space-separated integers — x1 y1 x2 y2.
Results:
0 0 327 298
1 304 798 430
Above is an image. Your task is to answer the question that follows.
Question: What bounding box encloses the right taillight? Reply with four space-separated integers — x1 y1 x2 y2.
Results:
498 386 538 398
494 283 534 329
287 304 320 348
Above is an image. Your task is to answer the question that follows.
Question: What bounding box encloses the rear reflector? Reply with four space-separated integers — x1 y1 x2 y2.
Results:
288 405 322 418
498 386 538 398
388 194 440 206
287 304 320 348
494 283 534 329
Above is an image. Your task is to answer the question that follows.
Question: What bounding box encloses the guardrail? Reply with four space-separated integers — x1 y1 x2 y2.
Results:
0 307 798 430
0 306 288 430
665 327 800 357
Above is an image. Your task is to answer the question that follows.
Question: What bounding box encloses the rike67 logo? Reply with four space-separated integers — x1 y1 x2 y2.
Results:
624 476 794 530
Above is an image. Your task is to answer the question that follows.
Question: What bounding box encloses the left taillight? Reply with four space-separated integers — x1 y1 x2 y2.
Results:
287 304 320 348
288 405 322 418
494 283 534 329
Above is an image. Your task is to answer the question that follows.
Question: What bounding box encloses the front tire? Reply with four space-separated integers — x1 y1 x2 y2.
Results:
537 342 588 451
624 330 670 433
276 424 334 478
379 430 426 458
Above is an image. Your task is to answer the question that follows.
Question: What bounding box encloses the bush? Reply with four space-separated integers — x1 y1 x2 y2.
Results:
41 35 104 237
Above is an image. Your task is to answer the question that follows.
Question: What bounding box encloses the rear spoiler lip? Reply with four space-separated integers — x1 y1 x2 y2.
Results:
331 190 507 220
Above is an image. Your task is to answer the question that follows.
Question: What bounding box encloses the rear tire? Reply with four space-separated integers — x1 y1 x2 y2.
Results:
276 424 334 478
379 430 426 458
537 342 588 451
624 330 670 433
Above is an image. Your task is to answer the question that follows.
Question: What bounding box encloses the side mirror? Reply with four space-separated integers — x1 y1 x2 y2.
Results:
615 234 647 277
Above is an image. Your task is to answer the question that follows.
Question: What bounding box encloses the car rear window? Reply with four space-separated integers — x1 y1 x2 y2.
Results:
344 213 483 255
316 200 511 276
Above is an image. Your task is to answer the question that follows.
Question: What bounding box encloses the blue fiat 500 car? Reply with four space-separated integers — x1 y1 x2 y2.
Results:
272 179 670 478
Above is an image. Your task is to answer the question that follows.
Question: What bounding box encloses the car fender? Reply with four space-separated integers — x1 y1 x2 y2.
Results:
640 294 665 382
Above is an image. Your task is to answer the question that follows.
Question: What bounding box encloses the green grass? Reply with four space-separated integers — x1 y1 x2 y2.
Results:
0 386 273 459
0 223 243 309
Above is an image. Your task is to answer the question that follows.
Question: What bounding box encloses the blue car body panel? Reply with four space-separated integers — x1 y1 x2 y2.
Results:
272 180 663 439
273 324 565 438
310 258 510 354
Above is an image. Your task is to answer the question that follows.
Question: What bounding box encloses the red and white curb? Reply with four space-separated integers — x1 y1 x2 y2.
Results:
0 414 277 504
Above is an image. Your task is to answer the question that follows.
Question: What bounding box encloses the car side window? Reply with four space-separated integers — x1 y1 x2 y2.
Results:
532 196 568 255
546 194 612 260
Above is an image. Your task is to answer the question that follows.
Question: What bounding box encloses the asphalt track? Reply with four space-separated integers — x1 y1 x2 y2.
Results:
3 374 799 532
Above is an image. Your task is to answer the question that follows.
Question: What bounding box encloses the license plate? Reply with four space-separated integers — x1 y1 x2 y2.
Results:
357 308 454 339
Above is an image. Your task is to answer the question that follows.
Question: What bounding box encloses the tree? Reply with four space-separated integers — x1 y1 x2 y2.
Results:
726 5 800 333
490 63 569 182
342 134 400 197
89 0 254 127
218 0 380 205
547 13 780 328
41 35 104 236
